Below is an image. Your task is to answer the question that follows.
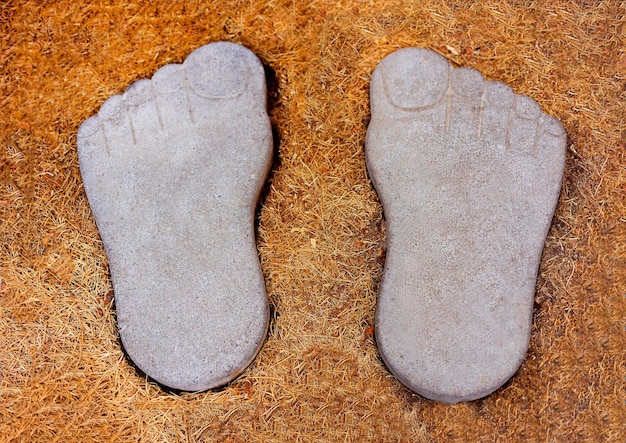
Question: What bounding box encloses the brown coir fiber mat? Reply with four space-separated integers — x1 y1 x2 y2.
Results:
1 1 624 441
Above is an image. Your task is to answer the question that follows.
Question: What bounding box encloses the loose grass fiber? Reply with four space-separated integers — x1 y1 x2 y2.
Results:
1 1 625 441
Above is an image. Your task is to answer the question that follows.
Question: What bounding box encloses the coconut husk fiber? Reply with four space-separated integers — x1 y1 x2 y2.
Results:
1 1 624 441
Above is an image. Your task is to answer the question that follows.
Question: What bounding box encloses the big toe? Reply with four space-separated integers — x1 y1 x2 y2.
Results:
380 47 450 110
184 42 251 99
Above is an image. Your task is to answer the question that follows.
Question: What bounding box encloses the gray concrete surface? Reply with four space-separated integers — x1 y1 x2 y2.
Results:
78 42 272 391
366 47 566 403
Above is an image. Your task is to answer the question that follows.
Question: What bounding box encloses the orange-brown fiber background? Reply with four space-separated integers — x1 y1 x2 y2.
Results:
1 1 625 441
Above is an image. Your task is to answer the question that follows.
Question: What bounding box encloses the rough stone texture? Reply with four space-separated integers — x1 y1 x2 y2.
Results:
366 48 566 403
77 42 272 391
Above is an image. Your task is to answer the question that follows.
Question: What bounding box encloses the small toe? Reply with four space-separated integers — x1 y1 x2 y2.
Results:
485 81 515 108
153 64 184 93
124 79 153 106
480 82 515 147
451 67 485 99
184 42 250 99
77 116 105 162
380 47 450 110
78 115 109 184
99 94 126 124
540 114 566 137
78 115 101 139
515 95 542 120
96 94 134 150
536 114 567 179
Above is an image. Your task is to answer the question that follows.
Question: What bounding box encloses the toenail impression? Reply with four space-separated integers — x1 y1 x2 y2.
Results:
380 47 450 110
77 42 272 391
366 47 566 403
185 45 249 98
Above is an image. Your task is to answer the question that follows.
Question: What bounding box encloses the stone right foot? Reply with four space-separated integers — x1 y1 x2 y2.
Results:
366 47 566 403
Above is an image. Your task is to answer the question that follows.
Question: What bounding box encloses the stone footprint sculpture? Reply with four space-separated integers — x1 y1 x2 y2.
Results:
78 42 272 391
366 48 566 403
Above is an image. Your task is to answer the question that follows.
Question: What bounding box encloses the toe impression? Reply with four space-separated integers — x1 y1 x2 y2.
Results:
184 42 250 99
380 47 450 110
